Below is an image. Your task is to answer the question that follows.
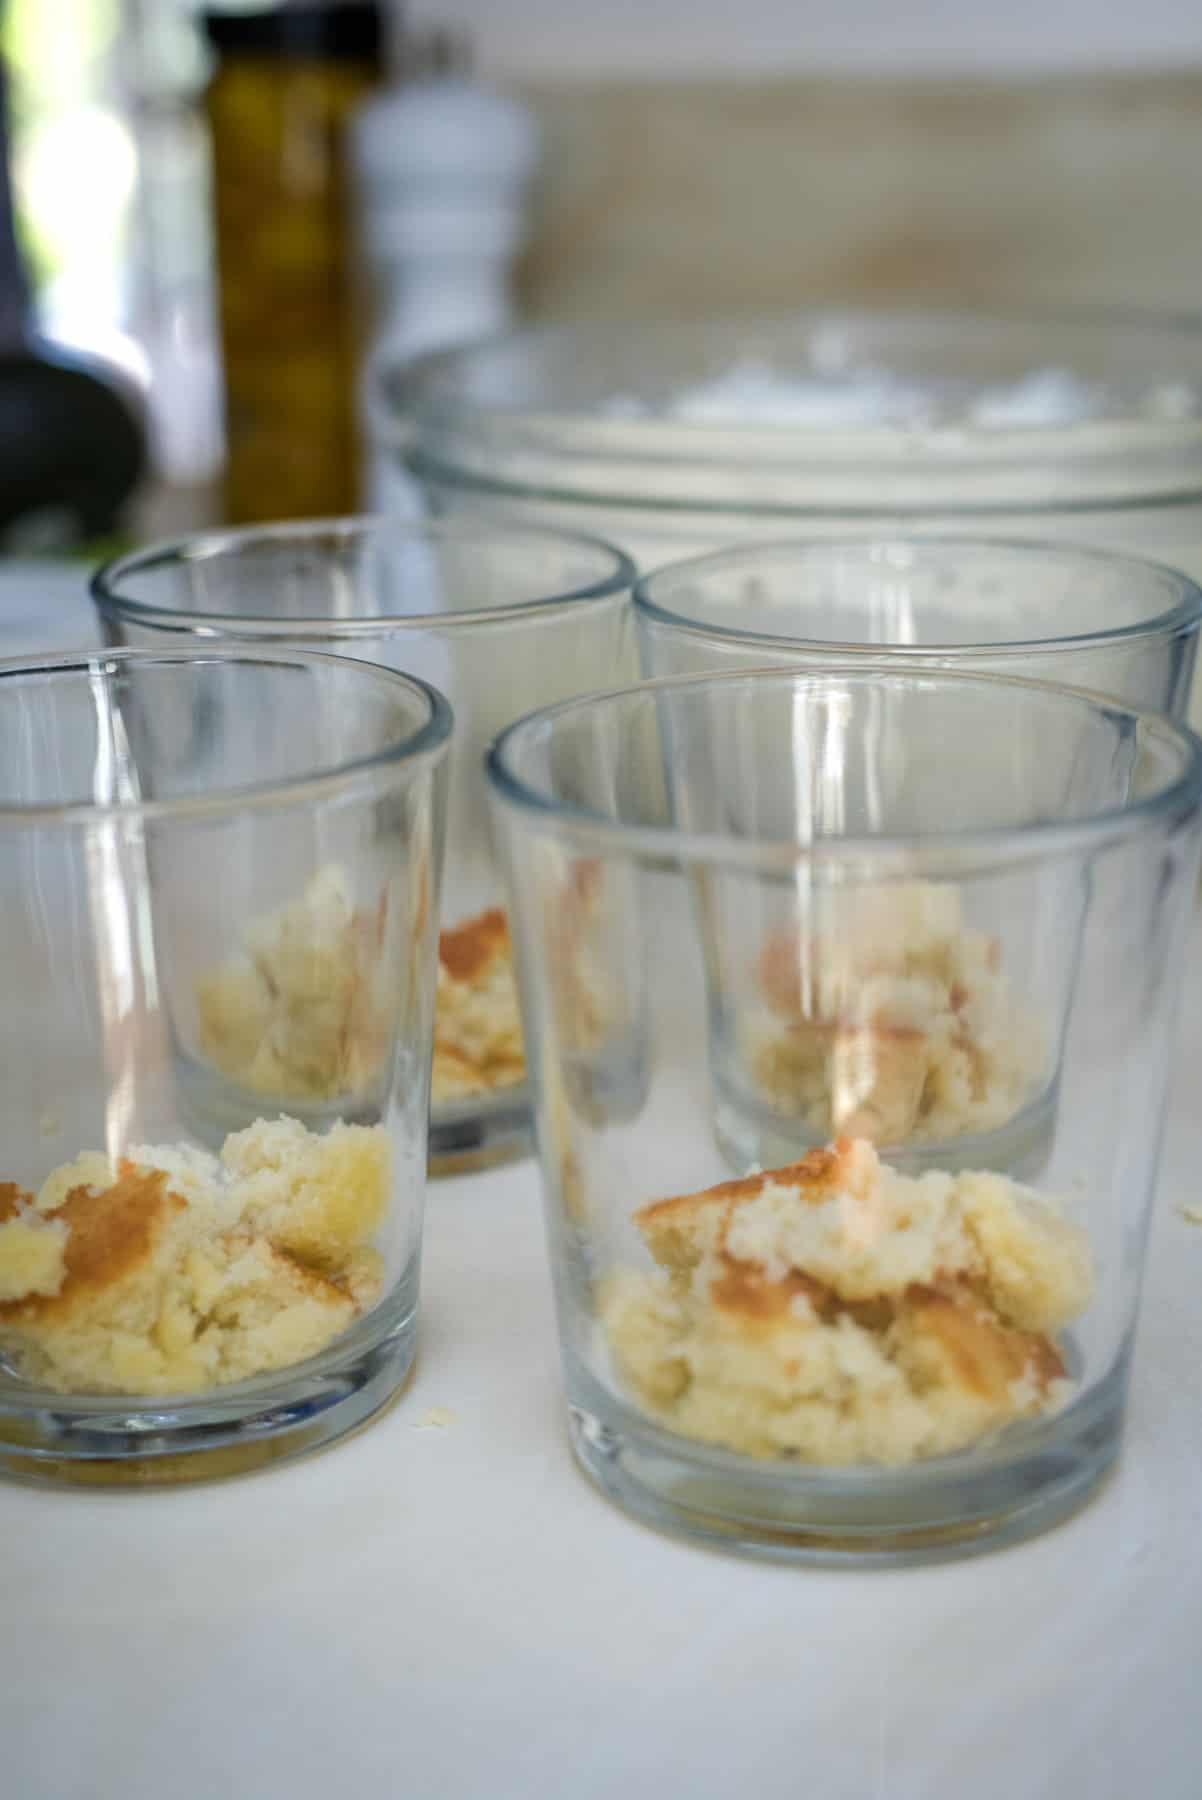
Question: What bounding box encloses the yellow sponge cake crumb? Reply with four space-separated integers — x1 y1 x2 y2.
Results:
601 1138 1091 1465
197 865 389 1102
433 908 525 1103
0 1117 390 1396
746 881 1043 1147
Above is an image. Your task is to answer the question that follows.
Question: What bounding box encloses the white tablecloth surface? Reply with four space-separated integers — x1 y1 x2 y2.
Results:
2 570 1200 1799
0 561 100 659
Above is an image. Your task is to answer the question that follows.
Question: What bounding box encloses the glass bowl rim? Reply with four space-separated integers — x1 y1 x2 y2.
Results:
377 305 1202 503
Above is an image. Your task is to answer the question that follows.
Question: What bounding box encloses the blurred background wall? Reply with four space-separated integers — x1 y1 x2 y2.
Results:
514 73 1202 320
7 0 1202 520
430 0 1202 78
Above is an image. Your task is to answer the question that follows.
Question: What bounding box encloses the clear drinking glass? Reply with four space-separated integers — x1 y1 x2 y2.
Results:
0 647 450 1485
636 537 1202 716
92 518 635 1170
487 666 1202 1563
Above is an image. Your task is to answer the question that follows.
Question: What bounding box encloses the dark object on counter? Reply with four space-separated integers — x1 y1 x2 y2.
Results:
0 23 145 551
0 350 145 551
203 3 385 523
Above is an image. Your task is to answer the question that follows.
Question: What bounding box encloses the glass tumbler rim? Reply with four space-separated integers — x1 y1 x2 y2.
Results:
90 514 637 638
633 533 1202 659
0 644 453 825
486 662 1202 869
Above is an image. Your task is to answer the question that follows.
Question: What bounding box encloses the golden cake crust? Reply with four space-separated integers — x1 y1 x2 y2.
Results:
439 906 511 984
636 1145 847 1276
0 1166 182 1327
900 1284 1065 1402
0 1182 29 1219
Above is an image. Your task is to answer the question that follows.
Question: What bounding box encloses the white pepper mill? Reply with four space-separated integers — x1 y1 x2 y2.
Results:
351 28 540 509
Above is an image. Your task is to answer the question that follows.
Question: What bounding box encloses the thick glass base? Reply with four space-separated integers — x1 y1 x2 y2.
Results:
711 1078 1058 1184
0 1307 417 1490
567 1364 1122 1567
428 1084 532 1176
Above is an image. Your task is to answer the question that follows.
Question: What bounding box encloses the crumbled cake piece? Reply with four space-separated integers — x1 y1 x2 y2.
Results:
197 866 389 1102
0 1184 67 1301
200 869 526 1111
745 881 1042 1145
0 1117 390 1395
601 1137 1091 1464
432 908 525 1103
219 1114 390 1270
433 863 619 1107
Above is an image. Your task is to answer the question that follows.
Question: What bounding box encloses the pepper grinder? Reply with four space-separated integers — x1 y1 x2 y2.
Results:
351 29 540 508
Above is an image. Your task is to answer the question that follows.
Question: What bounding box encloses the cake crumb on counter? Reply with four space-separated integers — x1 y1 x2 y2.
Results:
414 1406 458 1430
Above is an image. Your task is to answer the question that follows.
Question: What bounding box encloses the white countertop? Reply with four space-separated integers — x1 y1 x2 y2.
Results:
0 561 100 661
2 571 1201 1799
0 926 1198 1800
